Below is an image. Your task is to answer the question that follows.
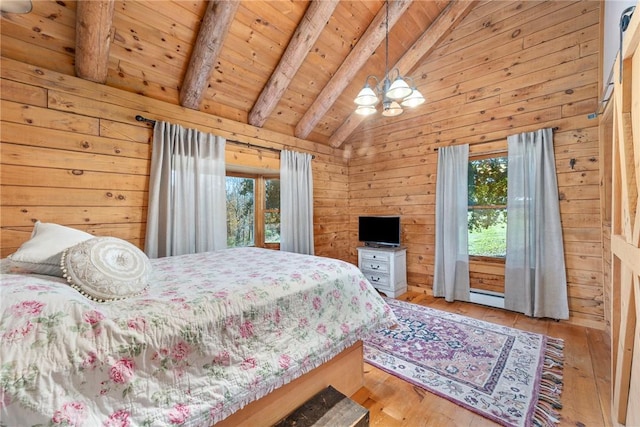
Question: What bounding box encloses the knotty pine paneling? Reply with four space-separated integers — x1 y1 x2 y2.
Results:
0 57 349 262
345 1 604 329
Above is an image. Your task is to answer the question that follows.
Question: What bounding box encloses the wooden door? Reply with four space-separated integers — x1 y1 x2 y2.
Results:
610 3 640 425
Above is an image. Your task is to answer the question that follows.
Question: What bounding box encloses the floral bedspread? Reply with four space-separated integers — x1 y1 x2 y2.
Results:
0 247 395 427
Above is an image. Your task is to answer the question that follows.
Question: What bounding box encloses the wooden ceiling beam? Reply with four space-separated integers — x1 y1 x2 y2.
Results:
75 0 115 84
294 0 413 140
248 0 339 128
329 0 479 148
180 0 240 110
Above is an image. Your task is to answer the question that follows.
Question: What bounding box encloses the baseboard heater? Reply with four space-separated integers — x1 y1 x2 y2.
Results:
470 289 505 309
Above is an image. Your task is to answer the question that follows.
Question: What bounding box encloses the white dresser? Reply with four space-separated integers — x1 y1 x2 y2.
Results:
357 246 407 298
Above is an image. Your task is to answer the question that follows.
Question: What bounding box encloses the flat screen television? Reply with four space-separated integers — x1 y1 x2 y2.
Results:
358 216 401 247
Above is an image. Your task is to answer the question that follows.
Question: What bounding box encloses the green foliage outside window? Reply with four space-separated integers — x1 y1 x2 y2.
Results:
264 179 280 244
468 210 507 257
226 176 280 247
226 177 255 247
468 157 508 257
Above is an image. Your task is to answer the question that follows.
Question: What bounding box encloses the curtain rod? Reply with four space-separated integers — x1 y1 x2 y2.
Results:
135 115 314 159
432 127 559 151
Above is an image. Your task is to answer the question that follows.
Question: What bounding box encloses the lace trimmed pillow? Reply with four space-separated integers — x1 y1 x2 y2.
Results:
61 237 151 302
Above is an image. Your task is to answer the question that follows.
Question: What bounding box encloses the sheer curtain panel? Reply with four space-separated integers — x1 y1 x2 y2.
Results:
505 128 569 319
280 150 314 255
145 121 227 258
433 144 470 302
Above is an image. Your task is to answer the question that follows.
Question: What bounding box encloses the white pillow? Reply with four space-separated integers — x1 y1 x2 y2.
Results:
61 237 151 302
8 221 94 276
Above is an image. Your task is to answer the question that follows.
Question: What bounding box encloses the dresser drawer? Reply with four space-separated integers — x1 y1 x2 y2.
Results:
360 259 389 273
363 273 390 288
360 251 391 262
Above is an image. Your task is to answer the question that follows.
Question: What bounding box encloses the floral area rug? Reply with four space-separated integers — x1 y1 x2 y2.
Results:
363 298 564 427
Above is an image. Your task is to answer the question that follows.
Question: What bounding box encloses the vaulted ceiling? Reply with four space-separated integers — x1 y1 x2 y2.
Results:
0 0 477 147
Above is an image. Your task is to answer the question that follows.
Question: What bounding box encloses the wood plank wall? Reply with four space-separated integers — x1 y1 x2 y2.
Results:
344 0 604 329
0 57 350 261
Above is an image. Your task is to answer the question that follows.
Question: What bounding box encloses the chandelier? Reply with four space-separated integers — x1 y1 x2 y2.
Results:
354 0 425 117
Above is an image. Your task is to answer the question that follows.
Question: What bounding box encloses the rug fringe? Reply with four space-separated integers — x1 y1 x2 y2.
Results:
533 338 565 427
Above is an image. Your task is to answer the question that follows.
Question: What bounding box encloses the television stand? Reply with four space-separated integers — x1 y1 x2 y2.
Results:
357 246 407 298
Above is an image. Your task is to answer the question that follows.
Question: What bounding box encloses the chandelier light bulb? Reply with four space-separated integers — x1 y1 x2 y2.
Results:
355 105 377 116
401 88 425 108
386 77 412 100
382 100 403 117
354 84 379 106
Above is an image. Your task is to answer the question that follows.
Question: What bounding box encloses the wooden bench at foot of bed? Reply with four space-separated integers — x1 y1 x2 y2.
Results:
274 385 369 427
214 341 364 427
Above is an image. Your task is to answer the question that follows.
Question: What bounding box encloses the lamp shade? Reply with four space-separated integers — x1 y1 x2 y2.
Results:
386 77 412 100
0 0 32 13
401 88 425 107
382 101 403 117
355 105 377 116
354 85 379 106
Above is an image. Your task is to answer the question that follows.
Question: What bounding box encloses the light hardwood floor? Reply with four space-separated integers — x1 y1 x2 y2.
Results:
352 292 612 427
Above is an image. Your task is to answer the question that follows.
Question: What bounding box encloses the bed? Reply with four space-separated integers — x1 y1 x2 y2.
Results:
1 236 395 427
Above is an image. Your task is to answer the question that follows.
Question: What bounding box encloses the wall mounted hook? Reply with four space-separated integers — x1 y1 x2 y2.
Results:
569 158 576 169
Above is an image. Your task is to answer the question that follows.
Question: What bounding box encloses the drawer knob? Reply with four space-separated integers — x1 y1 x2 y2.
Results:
370 264 380 270
370 276 380 282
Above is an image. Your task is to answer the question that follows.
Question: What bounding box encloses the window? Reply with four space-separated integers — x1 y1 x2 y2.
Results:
468 155 507 258
263 178 280 244
226 174 280 248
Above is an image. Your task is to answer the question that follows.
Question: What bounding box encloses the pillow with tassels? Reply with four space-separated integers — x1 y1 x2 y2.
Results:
61 237 151 302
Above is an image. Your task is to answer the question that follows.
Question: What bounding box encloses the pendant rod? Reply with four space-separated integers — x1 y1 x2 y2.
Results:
385 0 389 81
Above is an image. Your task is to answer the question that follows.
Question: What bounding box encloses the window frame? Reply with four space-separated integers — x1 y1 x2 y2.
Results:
226 171 280 249
467 151 507 263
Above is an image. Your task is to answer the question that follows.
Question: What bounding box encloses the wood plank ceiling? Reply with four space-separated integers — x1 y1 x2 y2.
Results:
0 0 476 147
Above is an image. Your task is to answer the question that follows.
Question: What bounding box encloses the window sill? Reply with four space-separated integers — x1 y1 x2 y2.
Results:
469 256 505 264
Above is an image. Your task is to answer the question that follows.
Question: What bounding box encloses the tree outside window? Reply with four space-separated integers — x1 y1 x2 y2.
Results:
226 174 280 248
226 176 254 247
468 155 507 258
264 178 280 244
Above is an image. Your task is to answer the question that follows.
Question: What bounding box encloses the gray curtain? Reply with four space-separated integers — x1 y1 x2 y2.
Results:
280 150 314 255
145 121 227 258
505 128 569 319
434 144 470 302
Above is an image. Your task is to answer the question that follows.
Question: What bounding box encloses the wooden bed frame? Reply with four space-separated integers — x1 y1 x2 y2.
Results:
214 341 364 426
